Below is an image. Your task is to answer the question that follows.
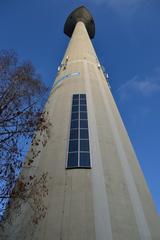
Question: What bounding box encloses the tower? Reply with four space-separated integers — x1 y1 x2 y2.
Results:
2 6 160 240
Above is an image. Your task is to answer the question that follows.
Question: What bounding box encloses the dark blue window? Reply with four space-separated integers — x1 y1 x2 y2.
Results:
80 94 86 99
72 99 79 105
80 99 86 105
69 140 78 152
80 129 89 139
80 112 87 120
70 129 78 139
68 152 78 168
72 105 79 112
71 120 78 129
80 140 89 152
73 94 79 99
66 94 91 169
80 153 90 167
71 112 78 120
80 120 88 129
80 105 87 112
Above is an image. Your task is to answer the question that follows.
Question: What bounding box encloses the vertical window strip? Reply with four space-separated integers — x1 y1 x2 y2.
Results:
66 94 91 169
78 94 80 167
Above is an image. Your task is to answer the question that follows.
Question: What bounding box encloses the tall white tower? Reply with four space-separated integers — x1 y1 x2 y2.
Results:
2 6 160 240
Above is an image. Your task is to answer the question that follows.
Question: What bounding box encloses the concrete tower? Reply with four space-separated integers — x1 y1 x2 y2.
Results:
2 6 160 240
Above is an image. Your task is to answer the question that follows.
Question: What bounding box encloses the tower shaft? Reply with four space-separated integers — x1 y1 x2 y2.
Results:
2 7 160 240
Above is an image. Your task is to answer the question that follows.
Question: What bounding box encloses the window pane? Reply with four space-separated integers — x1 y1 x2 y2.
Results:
71 120 78 129
72 99 79 105
80 105 87 112
70 129 78 140
80 99 86 105
80 120 88 129
72 105 79 112
69 140 78 152
73 94 79 100
80 112 87 120
71 112 78 120
68 152 78 168
80 94 86 99
80 140 89 151
80 129 89 139
80 153 90 167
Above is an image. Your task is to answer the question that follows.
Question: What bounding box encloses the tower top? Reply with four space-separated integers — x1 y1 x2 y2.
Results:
64 6 95 39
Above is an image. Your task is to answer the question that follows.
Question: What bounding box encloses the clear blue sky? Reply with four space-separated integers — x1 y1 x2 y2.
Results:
0 0 159 213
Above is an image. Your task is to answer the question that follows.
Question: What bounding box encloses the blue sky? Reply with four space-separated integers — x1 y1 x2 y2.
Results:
0 0 160 213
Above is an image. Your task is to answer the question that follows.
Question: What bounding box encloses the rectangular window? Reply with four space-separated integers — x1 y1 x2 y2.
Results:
66 94 91 169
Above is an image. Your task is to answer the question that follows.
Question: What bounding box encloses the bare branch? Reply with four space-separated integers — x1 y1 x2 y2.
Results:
0 49 50 224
